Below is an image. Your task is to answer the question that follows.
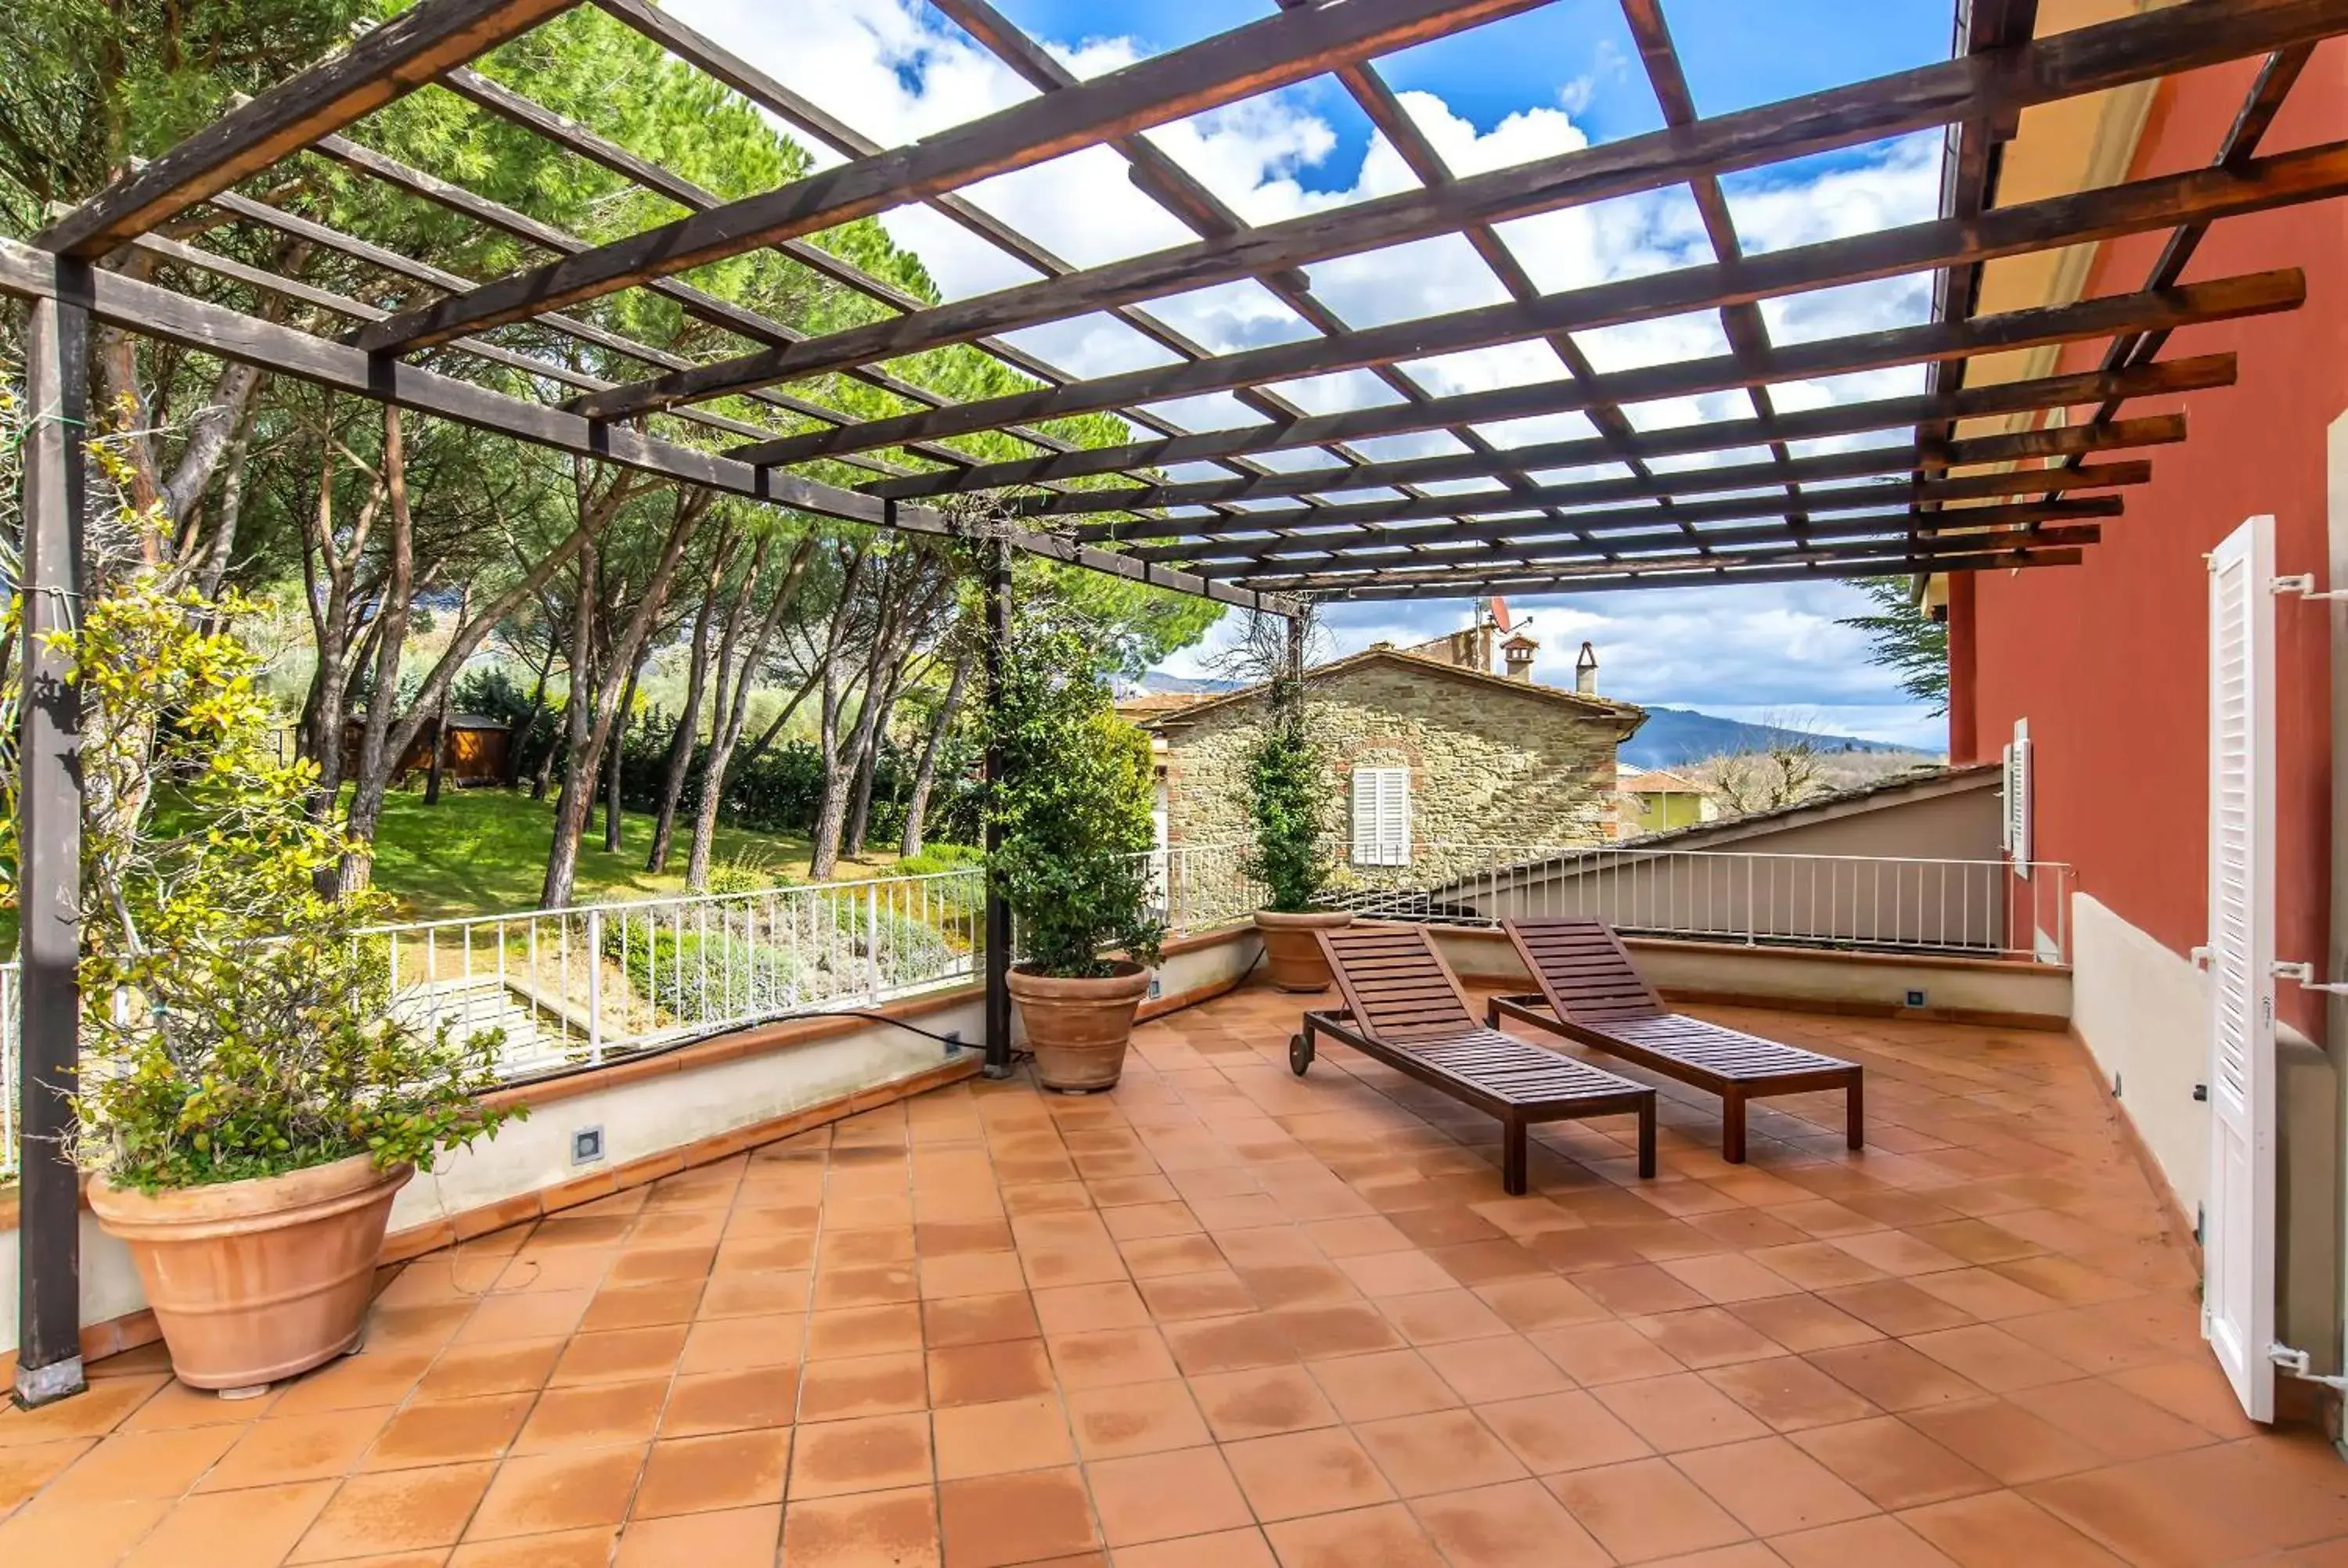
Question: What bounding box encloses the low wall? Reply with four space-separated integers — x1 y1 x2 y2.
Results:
1427 924 2073 1028
0 923 1263 1365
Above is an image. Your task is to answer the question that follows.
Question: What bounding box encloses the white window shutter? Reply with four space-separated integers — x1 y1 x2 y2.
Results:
2004 721 2032 879
1350 767 1410 866
2204 513 2277 1422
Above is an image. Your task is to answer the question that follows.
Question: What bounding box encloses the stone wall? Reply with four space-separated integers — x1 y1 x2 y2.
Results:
1154 658 1636 887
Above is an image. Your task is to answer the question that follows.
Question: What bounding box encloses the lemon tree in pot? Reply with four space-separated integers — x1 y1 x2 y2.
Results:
1241 625 1349 991
987 609 1164 1091
5 563 515 1397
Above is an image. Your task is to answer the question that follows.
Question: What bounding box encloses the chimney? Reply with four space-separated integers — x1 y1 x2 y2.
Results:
1503 632 1539 683
1574 641 1600 696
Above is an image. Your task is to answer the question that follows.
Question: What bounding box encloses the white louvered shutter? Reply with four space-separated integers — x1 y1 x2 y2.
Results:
1350 767 1410 866
2204 513 2277 1422
2004 721 2033 879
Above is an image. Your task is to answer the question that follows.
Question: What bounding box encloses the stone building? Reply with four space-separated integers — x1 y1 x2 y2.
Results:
1125 636 1645 886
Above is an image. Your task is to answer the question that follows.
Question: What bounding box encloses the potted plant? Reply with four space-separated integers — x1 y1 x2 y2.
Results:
988 610 1165 1091
1242 626 1349 991
8 556 514 1397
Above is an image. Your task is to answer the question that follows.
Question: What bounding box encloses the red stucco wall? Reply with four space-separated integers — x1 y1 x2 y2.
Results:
1957 46 2348 1036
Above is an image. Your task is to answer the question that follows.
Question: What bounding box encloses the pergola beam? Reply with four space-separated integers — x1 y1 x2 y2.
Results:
35 0 578 258
736 268 2302 469
1066 414 2181 538
0 237 1295 616
1287 545 2087 600
874 354 2232 505
355 0 1550 352
570 0 2348 427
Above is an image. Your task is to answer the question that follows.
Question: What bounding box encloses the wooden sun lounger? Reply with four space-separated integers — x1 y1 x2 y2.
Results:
1487 917 1863 1164
1291 924 1655 1194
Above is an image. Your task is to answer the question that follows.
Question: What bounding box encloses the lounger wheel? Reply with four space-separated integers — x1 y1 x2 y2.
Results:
1288 1033 1313 1076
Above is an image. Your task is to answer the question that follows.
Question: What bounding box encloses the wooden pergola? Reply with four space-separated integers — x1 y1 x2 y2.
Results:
8 0 2348 1407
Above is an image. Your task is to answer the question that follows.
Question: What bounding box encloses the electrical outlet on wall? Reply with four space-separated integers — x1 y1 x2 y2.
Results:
1903 989 1928 1009
571 1126 605 1166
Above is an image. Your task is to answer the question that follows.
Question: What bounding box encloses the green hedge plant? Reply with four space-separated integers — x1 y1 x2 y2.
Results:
1 509 518 1193
985 610 1163 979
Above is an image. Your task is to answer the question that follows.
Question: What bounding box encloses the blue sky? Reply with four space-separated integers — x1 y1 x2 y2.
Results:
677 0 1967 751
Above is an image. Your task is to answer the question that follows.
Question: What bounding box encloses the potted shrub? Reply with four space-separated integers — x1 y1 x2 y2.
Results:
988 611 1164 1091
1241 627 1349 990
9 562 514 1397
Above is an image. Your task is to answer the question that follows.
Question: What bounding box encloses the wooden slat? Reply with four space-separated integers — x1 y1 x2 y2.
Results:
357 0 1550 351
38 0 579 257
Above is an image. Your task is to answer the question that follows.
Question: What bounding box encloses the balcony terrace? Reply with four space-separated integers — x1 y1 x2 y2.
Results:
3 984 2335 1567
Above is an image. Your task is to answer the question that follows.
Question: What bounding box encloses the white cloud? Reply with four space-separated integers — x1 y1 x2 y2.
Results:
668 0 1951 743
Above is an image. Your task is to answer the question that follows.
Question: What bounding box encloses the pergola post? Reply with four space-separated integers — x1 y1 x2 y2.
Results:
981 533 1014 1079
13 290 89 1411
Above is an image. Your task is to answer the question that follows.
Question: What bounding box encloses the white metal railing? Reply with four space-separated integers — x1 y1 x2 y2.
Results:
358 868 987 1082
1313 843 2074 963
1140 843 1263 937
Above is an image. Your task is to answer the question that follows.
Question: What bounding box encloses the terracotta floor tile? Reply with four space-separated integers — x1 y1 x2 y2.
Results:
2120 1439 2348 1549
1064 1379 1211 1459
1633 1307 1786 1370
1136 1269 1259 1321
784 1484 941 1567
1801 1343 1984 1413
632 1429 791 1518
1188 1365 1339 1440
40 1422 243 1503
1902 1397 2105 1486
1267 1302 1406 1359
1658 1253 1805 1306
581 1280 705 1332
1596 1373 1774 1453
1701 1356 1879 1433
1261 1501 1449 1568
513 1379 668 1453
938 1467 1098 1566
1672 1434 1878 1535
927 1340 1055 1408
682 1311 809 1372
1474 1273 1611 1331
1302 1216 1413 1257
1111 1527 1276 1568
1790 1415 1997 1509
611 1502 782 1567
119 1477 337 1567
1547 1455 1751 1562
1031 1282 1148 1337
0 1495 174 1566
2007 1378 2222 1462
0 1436 92 1513
700 1268 812 1319
447 1525 618 1566
456 1288 594 1343
800 1351 931 1421
1770 1514 1960 1568
1479 1388 1653 1474
932 1394 1075 1480
1898 1490 2127 1566
199 1407 392 1491
1162 1314 1299 1376
465 1443 645 1539
1379 1288 1513 1346
1725 1294 1882 1354
1903 1326 2082 1394
364 1392 535 1470
920 1251 1028 1300
661 1365 799 1437
1575 1264 1712 1317
418 1339 567 1401
1529 1318 1686 1385
1306 1349 1464 1422
1047 1327 1179 1390
1086 1448 1254 1550
790 1412 935 1498
1353 1408 1528 1497
287 1461 495 1561
1120 1234 1228 1280
1416 1478 1614 1567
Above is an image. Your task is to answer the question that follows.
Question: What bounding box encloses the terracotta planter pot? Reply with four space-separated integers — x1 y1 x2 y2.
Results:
1009 962 1153 1091
1255 908 1355 992
88 1153 413 1395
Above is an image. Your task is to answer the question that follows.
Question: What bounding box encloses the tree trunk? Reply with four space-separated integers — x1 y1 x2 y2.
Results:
510 626 557 789
686 533 817 890
646 530 740 872
602 657 643 854
542 490 711 910
423 581 472 807
338 408 417 893
544 545 600 898
900 649 970 858
843 660 907 860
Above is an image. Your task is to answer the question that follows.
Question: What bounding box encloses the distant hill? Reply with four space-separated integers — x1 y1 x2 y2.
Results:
1621 707 1923 770
1126 672 1243 696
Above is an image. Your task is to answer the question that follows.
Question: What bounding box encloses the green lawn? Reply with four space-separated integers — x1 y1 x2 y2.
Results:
360 788 898 922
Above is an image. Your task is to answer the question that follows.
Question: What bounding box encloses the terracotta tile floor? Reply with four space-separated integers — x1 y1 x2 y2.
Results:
9 986 2348 1566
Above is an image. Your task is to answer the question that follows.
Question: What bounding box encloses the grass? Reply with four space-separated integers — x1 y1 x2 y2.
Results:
358 786 901 922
